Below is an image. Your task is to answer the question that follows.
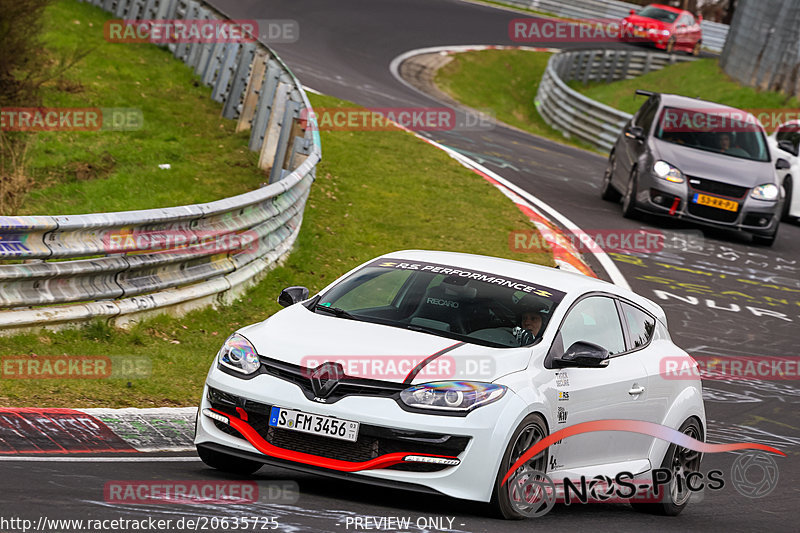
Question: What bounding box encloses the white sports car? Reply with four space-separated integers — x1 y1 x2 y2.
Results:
195 250 706 518
768 120 800 221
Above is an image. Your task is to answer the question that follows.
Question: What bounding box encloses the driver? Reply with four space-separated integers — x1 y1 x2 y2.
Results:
520 309 543 337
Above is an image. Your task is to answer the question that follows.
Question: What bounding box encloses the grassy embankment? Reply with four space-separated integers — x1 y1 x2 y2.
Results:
0 0 553 407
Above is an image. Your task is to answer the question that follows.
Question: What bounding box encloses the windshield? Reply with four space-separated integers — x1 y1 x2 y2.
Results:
655 106 770 162
315 259 566 348
638 6 679 23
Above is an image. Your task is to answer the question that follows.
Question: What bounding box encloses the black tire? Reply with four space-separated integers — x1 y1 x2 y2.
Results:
632 418 703 516
489 413 549 520
752 227 778 247
601 151 623 202
621 166 640 219
781 176 793 222
197 445 263 475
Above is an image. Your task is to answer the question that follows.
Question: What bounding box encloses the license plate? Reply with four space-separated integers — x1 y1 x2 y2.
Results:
268 407 359 442
692 193 739 212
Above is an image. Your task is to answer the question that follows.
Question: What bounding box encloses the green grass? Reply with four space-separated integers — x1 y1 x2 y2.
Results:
0 6 555 408
13 0 264 216
434 50 598 152
573 58 800 116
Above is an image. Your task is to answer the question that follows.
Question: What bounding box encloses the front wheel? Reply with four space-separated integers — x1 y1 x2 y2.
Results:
621 167 640 219
632 418 703 516
489 414 549 519
752 227 778 247
781 176 793 222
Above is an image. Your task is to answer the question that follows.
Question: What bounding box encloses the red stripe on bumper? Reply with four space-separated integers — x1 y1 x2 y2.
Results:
211 409 457 472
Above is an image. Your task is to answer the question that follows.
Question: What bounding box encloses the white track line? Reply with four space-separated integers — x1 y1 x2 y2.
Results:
0 456 200 462
389 46 630 290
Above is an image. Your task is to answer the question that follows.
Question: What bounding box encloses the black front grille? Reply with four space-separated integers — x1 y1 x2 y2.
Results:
687 202 740 223
688 176 748 199
207 388 470 471
261 356 407 403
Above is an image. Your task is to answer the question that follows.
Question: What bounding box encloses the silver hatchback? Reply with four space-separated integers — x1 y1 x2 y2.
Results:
602 91 786 246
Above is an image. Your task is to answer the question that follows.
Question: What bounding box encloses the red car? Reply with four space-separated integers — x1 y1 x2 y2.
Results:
621 3 703 55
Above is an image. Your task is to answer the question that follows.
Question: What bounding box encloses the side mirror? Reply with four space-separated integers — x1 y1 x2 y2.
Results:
777 139 798 157
554 341 610 368
630 8 636 15
278 286 309 307
776 158 791 170
625 125 645 141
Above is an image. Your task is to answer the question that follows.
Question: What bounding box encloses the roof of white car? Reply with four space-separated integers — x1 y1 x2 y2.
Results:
382 249 648 304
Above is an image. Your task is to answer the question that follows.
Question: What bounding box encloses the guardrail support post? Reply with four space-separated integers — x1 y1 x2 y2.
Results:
236 50 268 133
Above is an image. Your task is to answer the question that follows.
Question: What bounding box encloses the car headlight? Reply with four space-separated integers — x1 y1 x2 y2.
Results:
399 381 506 413
217 334 260 375
653 160 685 183
750 183 779 201
662 30 670 36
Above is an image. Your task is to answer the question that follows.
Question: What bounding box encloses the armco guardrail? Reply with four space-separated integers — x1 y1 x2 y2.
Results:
0 0 321 334
498 0 728 52
535 49 694 152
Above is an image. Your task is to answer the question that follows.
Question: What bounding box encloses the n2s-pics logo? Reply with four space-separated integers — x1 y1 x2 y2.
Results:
502 419 785 518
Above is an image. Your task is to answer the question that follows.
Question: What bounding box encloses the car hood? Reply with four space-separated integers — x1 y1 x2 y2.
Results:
653 140 775 186
237 304 535 385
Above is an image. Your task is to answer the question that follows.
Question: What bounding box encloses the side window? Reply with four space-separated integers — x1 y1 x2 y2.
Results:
777 124 800 151
559 296 626 355
621 302 657 349
635 99 659 134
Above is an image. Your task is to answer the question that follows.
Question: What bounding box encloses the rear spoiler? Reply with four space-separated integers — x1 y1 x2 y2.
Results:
635 89 656 97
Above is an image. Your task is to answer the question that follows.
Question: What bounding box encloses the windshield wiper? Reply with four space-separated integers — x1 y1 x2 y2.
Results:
315 304 360 320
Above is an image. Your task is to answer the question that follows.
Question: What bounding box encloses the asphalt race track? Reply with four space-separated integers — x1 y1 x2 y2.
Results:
4 1 798 531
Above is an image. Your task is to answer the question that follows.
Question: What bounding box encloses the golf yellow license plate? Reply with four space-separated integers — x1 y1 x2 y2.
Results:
692 193 739 212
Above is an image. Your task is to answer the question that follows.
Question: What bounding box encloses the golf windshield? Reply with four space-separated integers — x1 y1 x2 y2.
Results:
655 106 770 162
315 259 566 348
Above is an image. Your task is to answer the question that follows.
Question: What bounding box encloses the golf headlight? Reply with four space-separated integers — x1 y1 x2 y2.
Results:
662 30 670 36
217 334 260 375
400 381 506 413
653 160 685 183
750 183 779 201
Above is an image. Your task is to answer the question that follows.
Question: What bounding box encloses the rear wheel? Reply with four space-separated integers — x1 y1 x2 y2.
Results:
632 418 703 516
601 151 622 202
197 445 263 475
490 414 549 519
621 166 640 219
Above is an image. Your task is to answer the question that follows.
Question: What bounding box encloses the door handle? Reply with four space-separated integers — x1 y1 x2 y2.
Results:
628 386 645 395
